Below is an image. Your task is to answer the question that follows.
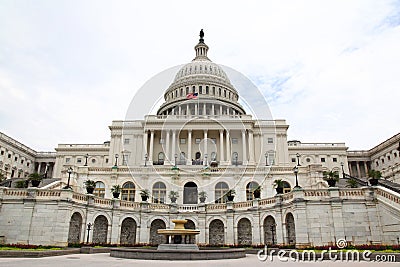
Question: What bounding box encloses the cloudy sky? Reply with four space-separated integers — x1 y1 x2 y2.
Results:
1 0 399 151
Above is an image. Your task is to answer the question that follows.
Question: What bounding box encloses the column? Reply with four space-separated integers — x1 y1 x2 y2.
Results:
143 131 148 156
165 130 170 163
249 130 255 163
219 130 224 162
195 104 198 115
187 130 192 164
172 130 176 163
363 161 369 177
203 130 208 160
241 130 247 164
37 163 41 174
186 104 189 116
178 105 181 116
356 162 361 178
203 103 206 116
226 130 231 163
212 104 215 116
219 105 222 116
149 130 154 164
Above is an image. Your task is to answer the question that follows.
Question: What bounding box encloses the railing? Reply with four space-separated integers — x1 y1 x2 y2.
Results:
259 197 276 206
206 203 227 211
339 189 364 197
304 190 330 197
72 193 88 203
376 187 400 207
120 201 140 210
93 197 113 207
3 188 29 197
148 203 170 211
178 204 199 212
233 201 253 210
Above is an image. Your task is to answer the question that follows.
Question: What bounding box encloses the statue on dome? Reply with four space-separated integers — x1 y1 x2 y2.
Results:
199 29 204 42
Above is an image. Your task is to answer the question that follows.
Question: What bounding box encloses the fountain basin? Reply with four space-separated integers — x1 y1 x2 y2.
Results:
110 248 246 260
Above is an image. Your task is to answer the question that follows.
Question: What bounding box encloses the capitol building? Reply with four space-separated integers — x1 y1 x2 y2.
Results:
0 31 399 247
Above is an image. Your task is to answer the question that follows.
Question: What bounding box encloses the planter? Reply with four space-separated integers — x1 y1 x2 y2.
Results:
141 195 149 202
327 179 337 187
227 195 235 202
253 191 261 199
199 197 206 203
369 178 379 186
86 187 94 194
31 180 41 187
112 192 120 199
275 187 284 194
170 197 177 203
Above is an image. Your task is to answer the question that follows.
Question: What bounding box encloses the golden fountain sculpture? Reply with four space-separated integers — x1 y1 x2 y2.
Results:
157 219 200 250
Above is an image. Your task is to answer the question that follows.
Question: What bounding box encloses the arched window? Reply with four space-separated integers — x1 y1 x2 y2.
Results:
180 152 186 160
206 86 209 94
157 152 164 165
211 152 217 161
246 181 259 201
183 182 198 204
152 182 166 203
121 182 135 202
94 181 105 198
215 182 229 203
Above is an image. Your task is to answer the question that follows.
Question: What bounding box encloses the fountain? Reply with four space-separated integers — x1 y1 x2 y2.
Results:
110 218 246 260
157 219 200 250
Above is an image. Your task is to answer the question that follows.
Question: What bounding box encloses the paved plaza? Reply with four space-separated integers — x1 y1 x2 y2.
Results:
0 253 398 267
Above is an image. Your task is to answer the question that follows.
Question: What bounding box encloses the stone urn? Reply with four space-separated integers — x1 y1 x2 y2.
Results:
369 178 379 186
327 179 337 187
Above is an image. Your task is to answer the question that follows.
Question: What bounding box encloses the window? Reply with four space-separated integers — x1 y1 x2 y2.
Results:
186 87 189 95
192 86 195 93
180 138 186 144
381 158 385 164
306 158 311 163
180 88 183 96
199 86 203 94
246 181 259 201
394 152 398 158
124 138 130 144
8 154 11 159
232 138 238 144
215 182 229 203
14 156 18 161
0 151 3 155
268 138 274 144
105 158 109 164
159 138 165 144
376 161 379 167
211 152 217 161
333 158 337 162
66 158 70 163
94 182 105 198
206 86 209 94
321 158 326 163
282 181 291 193
91 158 96 164
212 87 215 95
152 182 166 203
77 158 82 163
27 162 30 167
291 158 296 163
121 182 135 201
388 155 391 161
219 88 221 96
180 152 186 160
21 159 24 164
122 154 128 165
195 138 201 144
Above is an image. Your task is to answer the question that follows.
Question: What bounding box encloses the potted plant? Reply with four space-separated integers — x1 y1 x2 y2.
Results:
168 190 179 203
111 185 121 199
323 170 339 187
28 173 43 187
225 189 236 202
252 185 262 199
368 169 382 186
273 179 285 194
140 189 150 201
346 178 358 188
84 179 96 194
199 191 207 203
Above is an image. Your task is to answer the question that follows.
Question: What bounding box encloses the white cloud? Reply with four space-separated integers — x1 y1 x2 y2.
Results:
0 0 399 150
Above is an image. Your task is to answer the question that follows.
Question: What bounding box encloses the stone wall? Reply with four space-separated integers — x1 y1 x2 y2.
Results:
0 187 399 247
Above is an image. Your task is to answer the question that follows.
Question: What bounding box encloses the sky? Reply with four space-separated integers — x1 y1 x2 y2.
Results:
0 0 399 151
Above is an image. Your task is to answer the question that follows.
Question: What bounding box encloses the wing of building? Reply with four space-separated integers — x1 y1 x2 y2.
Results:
0 32 399 247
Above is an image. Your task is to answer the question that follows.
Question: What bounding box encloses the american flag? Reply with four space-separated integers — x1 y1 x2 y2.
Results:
186 92 198 99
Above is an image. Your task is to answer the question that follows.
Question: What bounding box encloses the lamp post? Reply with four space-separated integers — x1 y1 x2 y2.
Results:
144 153 148 167
296 153 301 166
84 153 89 166
63 167 73 189
204 153 208 166
86 223 92 244
264 152 268 166
341 162 345 179
174 153 177 167
114 154 119 167
293 165 301 189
